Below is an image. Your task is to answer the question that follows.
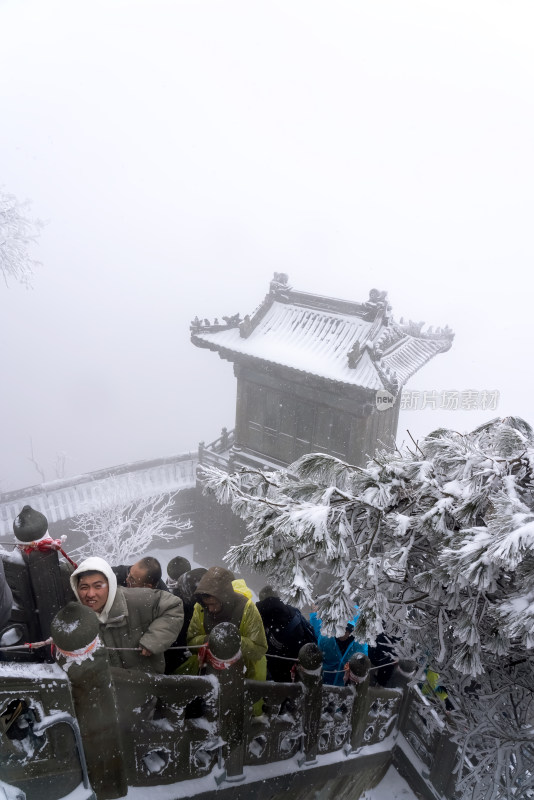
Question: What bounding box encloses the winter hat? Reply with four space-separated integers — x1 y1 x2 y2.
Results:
256 596 292 626
13 505 48 542
194 566 236 604
259 585 279 601
174 568 207 602
70 556 117 623
167 556 192 582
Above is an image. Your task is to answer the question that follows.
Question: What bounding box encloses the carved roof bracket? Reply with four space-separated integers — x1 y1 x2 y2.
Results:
190 313 241 334
374 360 400 395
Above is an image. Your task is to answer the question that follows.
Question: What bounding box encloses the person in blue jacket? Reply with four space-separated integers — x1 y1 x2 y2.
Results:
310 607 368 686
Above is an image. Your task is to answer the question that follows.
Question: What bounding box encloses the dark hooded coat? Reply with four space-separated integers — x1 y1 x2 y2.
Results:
256 596 316 682
164 568 206 673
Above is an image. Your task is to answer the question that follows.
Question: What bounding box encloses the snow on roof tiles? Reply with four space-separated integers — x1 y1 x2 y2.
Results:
381 336 447 385
195 301 384 389
191 277 453 392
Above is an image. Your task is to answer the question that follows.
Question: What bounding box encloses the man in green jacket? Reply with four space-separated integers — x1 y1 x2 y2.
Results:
70 556 183 674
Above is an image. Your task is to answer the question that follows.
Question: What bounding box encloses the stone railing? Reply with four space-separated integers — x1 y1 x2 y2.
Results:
0 612 406 800
0 536 457 800
198 428 235 471
0 454 198 537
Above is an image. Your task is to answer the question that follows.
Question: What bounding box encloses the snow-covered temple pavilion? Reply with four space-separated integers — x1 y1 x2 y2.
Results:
191 273 454 471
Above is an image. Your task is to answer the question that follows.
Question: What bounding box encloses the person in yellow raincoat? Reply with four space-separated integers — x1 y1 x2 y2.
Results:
178 567 267 693
421 669 449 702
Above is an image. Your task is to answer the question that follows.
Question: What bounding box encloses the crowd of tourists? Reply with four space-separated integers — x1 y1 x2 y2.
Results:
0 501 399 686
61 552 395 687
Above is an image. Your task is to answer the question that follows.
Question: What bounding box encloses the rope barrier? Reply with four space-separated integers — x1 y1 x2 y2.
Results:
0 641 204 653
266 652 298 662
16 538 78 569
0 635 399 675
0 638 53 652
0 639 398 679
266 652 399 675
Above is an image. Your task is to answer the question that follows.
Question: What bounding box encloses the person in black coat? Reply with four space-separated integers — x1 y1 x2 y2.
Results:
165 567 206 673
256 592 316 682
368 632 399 686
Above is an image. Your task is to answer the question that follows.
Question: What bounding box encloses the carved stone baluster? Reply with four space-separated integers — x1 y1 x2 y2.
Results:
206 622 245 782
347 652 371 752
13 506 66 658
51 602 127 800
297 642 323 765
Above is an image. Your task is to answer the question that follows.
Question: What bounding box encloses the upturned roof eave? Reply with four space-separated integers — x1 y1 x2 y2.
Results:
191 328 454 392
191 333 383 395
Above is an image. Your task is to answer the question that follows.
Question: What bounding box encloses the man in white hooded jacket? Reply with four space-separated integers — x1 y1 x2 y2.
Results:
70 556 183 674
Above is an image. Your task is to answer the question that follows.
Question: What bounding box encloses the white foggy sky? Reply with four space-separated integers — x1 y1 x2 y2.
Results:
0 0 532 492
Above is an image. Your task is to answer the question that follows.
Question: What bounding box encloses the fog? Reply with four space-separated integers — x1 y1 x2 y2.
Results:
0 0 532 492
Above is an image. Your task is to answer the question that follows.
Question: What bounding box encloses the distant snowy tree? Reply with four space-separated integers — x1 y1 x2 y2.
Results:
27 438 67 483
200 417 534 800
0 188 43 287
70 481 191 564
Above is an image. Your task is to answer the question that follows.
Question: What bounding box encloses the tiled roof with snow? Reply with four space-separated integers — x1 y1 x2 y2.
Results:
191 277 453 393
380 336 450 386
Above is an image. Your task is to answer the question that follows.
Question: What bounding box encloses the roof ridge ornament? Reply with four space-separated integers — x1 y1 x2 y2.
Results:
367 288 388 305
239 272 291 338
347 340 376 369
375 361 400 395
269 272 291 295
190 313 241 334
397 318 455 344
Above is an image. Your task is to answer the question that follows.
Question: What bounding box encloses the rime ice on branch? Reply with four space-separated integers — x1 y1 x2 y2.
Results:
200 416 534 800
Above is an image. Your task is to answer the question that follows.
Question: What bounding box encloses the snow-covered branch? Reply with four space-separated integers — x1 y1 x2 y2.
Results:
200 417 534 799
0 189 43 287
70 480 190 563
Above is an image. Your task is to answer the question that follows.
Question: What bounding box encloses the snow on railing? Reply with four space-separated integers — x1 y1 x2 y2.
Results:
0 453 198 537
198 428 235 470
0 540 458 800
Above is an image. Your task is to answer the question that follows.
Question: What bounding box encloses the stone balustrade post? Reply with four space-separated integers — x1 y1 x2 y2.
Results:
389 658 417 690
297 642 323 764
394 659 419 733
13 506 67 654
206 622 245 782
227 446 239 472
348 652 372 752
51 602 128 800
428 723 460 798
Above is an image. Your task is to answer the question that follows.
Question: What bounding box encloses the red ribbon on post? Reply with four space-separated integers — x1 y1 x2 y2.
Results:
18 538 78 569
343 661 368 685
198 644 242 671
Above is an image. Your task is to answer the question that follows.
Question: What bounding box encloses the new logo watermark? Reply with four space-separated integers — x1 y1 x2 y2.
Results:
375 389 396 411
376 389 500 411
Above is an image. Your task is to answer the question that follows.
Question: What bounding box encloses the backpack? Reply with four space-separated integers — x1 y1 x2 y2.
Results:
287 608 317 645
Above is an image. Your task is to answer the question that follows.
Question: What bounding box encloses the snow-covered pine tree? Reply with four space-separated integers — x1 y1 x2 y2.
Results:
199 416 534 800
